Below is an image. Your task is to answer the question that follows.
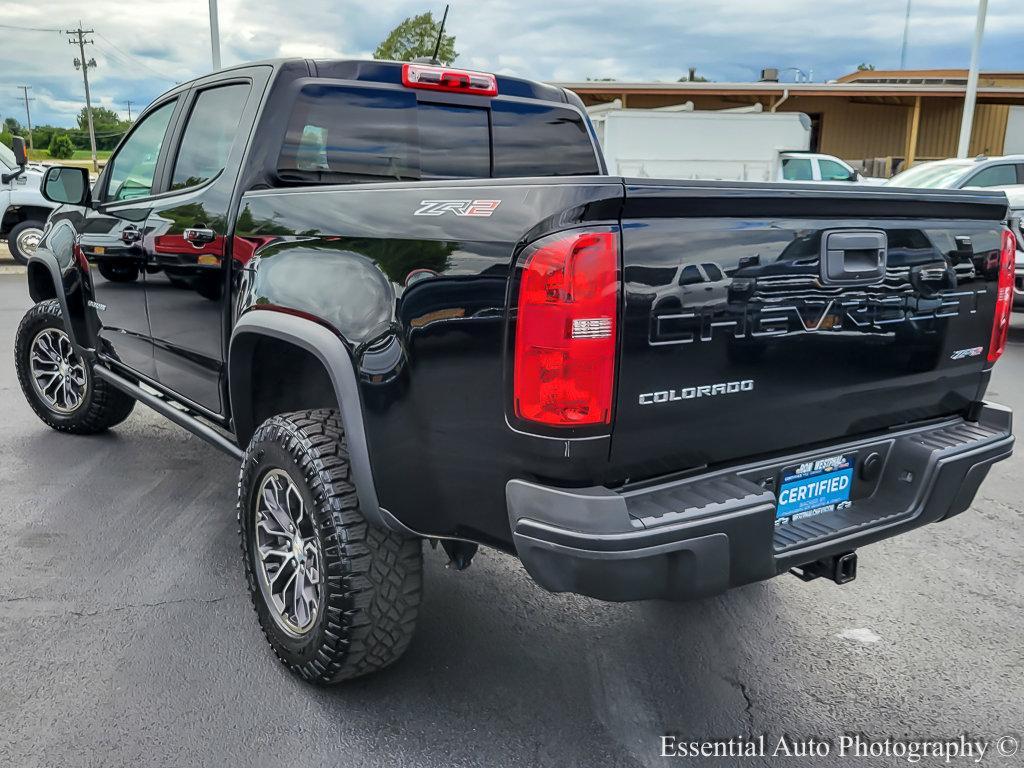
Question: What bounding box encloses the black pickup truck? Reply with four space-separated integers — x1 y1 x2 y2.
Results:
18 59 1016 685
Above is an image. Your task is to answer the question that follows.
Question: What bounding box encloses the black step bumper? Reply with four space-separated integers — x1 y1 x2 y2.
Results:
506 403 1013 602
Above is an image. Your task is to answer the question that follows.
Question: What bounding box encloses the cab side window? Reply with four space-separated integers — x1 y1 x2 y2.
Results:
782 157 813 181
818 158 854 181
170 83 250 190
966 164 1017 187
103 100 176 203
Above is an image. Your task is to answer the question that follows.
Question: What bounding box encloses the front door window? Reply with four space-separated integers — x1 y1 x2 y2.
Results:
104 100 176 202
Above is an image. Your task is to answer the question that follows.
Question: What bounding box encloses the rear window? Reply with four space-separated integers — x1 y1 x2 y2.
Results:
491 101 600 177
277 83 599 184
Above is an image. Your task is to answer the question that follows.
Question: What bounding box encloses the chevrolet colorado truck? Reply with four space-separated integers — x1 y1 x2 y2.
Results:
18 59 1016 685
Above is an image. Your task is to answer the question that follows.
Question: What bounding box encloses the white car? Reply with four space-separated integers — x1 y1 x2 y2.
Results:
998 185 1024 310
778 152 885 184
886 155 1024 190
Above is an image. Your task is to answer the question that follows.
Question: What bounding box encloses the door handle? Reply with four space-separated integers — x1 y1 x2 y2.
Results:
183 227 216 247
120 225 143 245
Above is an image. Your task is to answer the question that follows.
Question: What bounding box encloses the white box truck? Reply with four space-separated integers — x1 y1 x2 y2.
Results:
590 106 812 182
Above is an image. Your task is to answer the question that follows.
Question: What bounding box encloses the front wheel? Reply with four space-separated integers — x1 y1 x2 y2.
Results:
15 300 136 433
8 219 45 265
238 409 423 684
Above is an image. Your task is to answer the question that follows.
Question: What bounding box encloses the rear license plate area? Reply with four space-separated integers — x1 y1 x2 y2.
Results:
775 453 855 525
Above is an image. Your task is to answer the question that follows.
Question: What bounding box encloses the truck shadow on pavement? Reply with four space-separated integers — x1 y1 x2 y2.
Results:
8 422 789 768
311 547 785 766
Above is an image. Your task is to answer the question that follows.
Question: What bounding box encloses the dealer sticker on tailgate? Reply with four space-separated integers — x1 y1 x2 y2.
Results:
776 453 854 523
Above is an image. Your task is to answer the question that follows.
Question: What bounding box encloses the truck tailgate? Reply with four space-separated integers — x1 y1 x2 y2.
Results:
610 181 1009 478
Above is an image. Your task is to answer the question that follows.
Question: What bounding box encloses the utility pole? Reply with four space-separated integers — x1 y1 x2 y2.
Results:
125 100 133 121
957 0 988 158
67 24 99 173
17 86 34 151
899 0 912 69
208 0 221 70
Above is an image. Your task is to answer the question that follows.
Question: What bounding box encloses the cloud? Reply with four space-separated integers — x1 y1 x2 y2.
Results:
2 0 1022 127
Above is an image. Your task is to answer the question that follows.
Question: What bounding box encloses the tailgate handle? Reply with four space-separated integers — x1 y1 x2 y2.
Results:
820 230 887 285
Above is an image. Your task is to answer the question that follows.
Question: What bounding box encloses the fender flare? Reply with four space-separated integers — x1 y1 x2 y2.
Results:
26 247 83 350
229 309 407 534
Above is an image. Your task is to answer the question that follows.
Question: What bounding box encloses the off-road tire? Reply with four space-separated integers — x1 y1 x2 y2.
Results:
238 409 423 684
15 300 135 433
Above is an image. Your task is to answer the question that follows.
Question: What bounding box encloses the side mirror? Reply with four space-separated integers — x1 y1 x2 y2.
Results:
41 166 91 207
10 136 27 167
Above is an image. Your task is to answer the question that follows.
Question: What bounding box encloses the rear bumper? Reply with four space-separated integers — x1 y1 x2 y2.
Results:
507 403 1013 602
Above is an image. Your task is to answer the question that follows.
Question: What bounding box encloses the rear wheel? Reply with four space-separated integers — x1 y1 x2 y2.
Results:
238 409 423 684
14 300 135 433
8 219 45 265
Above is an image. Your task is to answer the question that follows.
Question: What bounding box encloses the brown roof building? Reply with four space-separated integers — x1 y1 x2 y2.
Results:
557 69 1024 174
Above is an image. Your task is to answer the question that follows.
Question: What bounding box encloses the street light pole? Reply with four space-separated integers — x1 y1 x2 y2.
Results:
956 0 988 158
209 0 221 70
899 0 912 69
18 86 34 151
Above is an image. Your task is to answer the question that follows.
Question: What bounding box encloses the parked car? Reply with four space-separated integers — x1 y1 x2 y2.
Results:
997 185 1024 309
887 155 1024 190
779 151 885 184
0 138 59 263
19 59 1015 686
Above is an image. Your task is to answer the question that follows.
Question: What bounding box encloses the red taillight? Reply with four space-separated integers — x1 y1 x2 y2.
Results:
513 230 619 427
988 228 1017 364
402 63 498 97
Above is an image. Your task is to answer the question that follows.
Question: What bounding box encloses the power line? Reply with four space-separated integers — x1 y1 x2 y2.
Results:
0 23 63 32
94 31 180 83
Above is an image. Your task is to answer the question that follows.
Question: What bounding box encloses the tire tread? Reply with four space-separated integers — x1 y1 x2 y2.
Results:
237 408 422 684
15 300 135 434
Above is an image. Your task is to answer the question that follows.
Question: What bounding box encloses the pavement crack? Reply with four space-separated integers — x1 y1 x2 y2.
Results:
0 595 34 605
0 594 233 619
722 674 756 733
66 595 232 618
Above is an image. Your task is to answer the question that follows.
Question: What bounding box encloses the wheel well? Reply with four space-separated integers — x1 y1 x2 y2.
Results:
230 334 339 446
2 206 52 236
27 262 58 302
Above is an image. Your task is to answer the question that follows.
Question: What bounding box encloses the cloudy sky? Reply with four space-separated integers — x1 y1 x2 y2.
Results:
3 0 1023 127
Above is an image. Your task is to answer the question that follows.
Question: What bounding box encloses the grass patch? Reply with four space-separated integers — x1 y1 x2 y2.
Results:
28 149 112 162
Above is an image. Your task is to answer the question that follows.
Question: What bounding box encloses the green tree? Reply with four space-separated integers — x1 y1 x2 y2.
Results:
857 63 876 71
48 132 75 159
0 129 13 149
4 117 24 136
76 106 131 151
31 124 59 151
373 11 457 64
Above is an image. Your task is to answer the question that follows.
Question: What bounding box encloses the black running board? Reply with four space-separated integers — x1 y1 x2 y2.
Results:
93 366 243 460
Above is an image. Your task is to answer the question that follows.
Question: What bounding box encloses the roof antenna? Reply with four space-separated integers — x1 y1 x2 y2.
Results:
430 4 449 64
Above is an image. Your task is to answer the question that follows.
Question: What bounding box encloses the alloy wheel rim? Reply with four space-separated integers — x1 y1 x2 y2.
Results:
16 227 43 257
28 327 88 414
253 469 322 635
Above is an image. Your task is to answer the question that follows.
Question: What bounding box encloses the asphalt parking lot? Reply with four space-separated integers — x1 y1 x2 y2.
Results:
1 272 1022 768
